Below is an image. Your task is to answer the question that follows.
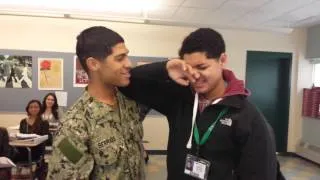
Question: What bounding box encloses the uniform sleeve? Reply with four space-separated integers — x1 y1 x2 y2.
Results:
47 116 94 180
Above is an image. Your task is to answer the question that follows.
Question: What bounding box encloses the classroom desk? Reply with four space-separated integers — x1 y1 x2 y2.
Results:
9 135 48 164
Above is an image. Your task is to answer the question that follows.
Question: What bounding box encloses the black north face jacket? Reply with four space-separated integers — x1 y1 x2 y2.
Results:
120 62 278 180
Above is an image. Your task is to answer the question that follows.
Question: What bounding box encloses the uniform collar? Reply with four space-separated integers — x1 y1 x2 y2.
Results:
82 88 126 113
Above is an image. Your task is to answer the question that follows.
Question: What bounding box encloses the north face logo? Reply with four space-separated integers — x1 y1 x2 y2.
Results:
220 118 232 126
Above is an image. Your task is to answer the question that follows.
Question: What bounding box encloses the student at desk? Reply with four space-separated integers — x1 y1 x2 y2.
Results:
14 100 49 162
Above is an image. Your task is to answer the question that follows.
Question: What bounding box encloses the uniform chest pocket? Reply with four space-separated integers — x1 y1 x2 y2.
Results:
122 119 143 142
90 123 126 166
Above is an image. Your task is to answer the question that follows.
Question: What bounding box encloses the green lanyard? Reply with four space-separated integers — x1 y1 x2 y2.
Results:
193 107 229 152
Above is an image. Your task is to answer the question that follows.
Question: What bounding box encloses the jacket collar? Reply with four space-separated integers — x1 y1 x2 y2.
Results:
222 69 250 97
217 95 246 109
199 69 249 109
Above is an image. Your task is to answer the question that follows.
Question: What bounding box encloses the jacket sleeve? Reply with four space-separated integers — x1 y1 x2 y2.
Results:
119 61 191 116
235 112 277 180
137 103 151 122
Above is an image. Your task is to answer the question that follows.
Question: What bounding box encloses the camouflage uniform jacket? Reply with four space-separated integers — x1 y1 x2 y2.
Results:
47 90 145 180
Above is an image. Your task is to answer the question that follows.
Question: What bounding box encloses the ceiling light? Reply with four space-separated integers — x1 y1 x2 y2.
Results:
0 9 64 18
69 14 145 23
0 0 161 13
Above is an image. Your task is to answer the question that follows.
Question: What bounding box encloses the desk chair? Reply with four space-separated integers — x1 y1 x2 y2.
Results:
0 127 12 180
11 141 46 180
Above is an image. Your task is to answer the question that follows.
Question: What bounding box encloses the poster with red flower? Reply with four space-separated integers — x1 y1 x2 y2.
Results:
38 58 63 90
73 56 89 87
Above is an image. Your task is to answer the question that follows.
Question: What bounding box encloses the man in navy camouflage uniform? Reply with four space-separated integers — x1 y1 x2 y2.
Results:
47 26 145 180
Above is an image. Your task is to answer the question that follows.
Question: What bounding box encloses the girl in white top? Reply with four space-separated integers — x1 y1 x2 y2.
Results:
41 93 61 124
41 93 63 146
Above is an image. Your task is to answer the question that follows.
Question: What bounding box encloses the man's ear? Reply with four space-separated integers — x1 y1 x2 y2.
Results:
86 57 100 72
219 53 228 67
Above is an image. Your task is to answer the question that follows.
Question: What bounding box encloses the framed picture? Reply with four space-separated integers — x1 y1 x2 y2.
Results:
73 56 89 87
38 58 63 90
0 55 32 88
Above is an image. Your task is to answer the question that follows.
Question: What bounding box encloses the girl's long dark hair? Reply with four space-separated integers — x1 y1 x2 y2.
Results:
41 93 59 120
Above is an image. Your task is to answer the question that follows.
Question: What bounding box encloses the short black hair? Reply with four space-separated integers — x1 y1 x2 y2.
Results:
179 28 225 59
76 26 124 73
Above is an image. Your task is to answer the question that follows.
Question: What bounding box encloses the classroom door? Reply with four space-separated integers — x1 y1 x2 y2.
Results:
246 51 292 152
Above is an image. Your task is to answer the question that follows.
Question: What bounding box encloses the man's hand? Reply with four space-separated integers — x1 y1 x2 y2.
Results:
166 59 199 86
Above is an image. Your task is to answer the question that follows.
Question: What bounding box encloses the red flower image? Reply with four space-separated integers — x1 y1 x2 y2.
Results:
40 60 51 70
40 60 52 85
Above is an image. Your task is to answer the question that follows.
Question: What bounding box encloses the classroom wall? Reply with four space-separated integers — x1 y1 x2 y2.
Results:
300 24 320 149
306 24 320 59
302 117 320 147
0 15 307 151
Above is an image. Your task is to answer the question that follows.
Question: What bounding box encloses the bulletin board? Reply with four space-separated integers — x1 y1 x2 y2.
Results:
0 49 165 112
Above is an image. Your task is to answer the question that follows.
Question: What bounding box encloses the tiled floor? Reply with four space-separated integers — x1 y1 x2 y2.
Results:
278 156 320 180
145 155 320 180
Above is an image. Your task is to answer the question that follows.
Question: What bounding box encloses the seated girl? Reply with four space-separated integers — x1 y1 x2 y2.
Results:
14 100 49 162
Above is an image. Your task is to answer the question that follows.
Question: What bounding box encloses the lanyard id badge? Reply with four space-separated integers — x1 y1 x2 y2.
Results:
184 94 229 179
184 154 210 180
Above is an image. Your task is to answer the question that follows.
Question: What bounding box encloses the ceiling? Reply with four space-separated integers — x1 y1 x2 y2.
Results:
1 0 320 33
